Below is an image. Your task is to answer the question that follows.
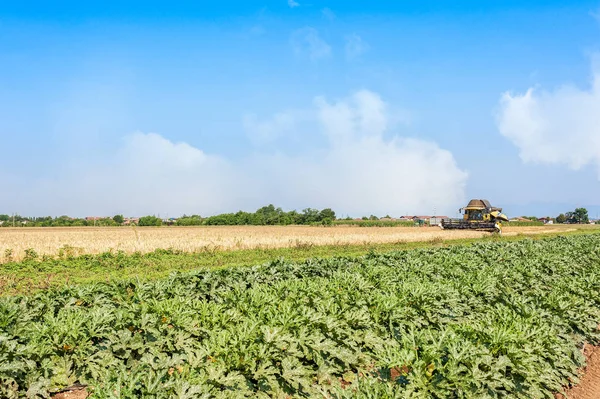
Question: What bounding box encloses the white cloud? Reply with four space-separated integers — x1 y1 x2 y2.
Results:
315 90 387 143
322 7 335 20
291 27 331 61
2 91 468 217
260 90 468 216
496 62 600 177
243 110 299 144
345 34 369 59
3 133 246 217
201 90 468 217
288 0 299 8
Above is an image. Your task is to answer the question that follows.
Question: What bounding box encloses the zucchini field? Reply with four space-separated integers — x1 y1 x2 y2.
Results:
1 235 600 398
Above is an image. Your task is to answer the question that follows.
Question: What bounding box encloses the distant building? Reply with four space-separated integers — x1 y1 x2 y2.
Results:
429 216 449 225
408 216 433 224
123 218 140 225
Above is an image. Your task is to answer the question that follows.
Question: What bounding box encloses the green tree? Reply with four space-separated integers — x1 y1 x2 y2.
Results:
286 210 300 225
321 217 333 226
565 208 589 224
139 216 162 226
54 216 73 227
556 213 566 224
113 215 125 224
256 205 286 225
319 208 336 221
300 208 321 224
176 215 203 226
573 208 589 224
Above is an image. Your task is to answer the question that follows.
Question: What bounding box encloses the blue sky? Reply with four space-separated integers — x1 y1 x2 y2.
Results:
1 1 600 218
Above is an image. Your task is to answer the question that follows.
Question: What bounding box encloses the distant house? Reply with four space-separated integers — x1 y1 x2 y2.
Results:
123 218 140 226
85 216 104 221
538 217 554 225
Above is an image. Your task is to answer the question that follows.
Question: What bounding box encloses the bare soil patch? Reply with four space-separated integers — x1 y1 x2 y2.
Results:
51 385 88 399
556 344 600 399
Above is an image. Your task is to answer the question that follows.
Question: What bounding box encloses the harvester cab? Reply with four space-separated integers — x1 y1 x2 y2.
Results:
440 199 509 233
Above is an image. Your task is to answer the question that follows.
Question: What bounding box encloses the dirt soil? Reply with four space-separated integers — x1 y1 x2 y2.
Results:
51 386 88 399
556 344 600 399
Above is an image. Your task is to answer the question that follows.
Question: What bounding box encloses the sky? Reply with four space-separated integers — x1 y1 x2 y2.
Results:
1 0 600 218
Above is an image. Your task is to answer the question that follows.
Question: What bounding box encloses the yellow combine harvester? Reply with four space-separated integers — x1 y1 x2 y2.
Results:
440 199 509 233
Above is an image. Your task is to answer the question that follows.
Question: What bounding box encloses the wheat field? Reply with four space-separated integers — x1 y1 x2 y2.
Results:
0 224 586 262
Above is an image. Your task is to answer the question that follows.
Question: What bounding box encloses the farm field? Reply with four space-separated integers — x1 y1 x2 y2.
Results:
2 226 596 297
0 224 592 262
1 234 600 398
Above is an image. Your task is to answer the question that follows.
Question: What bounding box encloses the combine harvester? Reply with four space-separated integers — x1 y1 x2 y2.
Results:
439 199 509 234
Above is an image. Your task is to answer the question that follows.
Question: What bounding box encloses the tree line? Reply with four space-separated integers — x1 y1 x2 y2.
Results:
517 208 594 224
1 206 595 228
0 205 338 227
555 208 591 224
0 215 121 227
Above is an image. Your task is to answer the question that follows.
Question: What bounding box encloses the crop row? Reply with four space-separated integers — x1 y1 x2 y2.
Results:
1 235 600 398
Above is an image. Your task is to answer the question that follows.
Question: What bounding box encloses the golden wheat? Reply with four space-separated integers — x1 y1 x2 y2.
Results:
0 224 586 262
